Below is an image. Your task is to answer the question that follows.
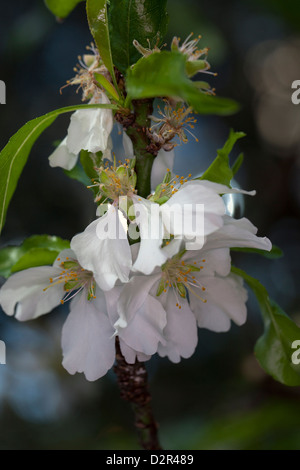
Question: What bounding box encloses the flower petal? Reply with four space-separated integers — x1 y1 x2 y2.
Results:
62 289 115 381
0 266 64 321
196 180 256 196
48 137 78 171
161 238 184 259
118 293 167 356
151 149 175 190
131 196 167 274
104 285 122 326
184 247 231 277
102 134 113 162
66 94 113 154
71 206 132 291
189 273 248 332
52 249 77 268
167 180 226 215
161 181 225 239
116 273 161 329
205 215 272 252
158 292 198 363
122 131 134 157
119 339 151 364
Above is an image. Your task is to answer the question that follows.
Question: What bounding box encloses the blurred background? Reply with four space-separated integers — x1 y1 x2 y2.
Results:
1 0 300 450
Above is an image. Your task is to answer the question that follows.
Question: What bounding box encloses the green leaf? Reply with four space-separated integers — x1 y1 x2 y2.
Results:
231 245 283 259
87 0 119 91
0 246 25 278
232 266 300 386
64 161 91 187
0 235 70 277
64 151 102 196
0 103 118 235
200 130 246 186
231 153 244 177
108 0 168 74
22 235 70 252
94 72 120 101
44 0 84 18
126 51 239 115
80 150 102 181
11 248 61 273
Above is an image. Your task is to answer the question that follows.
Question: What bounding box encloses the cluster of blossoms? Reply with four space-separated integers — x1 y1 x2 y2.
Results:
0 39 272 381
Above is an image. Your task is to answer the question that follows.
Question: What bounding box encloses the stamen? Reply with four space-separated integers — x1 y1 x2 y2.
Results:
60 42 111 102
42 258 96 304
160 254 207 308
149 101 199 146
94 161 137 204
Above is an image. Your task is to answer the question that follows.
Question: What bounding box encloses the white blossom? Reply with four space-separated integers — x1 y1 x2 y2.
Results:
49 92 113 170
115 215 271 362
131 180 229 275
0 249 145 381
151 148 175 190
48 136 78 171
71 204 133 291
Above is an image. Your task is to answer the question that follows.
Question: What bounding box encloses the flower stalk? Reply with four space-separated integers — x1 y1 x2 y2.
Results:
113 98 163 448
114 337 162 450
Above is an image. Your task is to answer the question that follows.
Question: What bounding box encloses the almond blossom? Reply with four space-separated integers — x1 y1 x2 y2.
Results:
114 215 271 362
0 249 147 381
131 179 256 275
49 92 113 170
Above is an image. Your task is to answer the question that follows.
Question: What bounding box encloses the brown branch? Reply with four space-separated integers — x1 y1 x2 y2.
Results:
114 337 162 450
